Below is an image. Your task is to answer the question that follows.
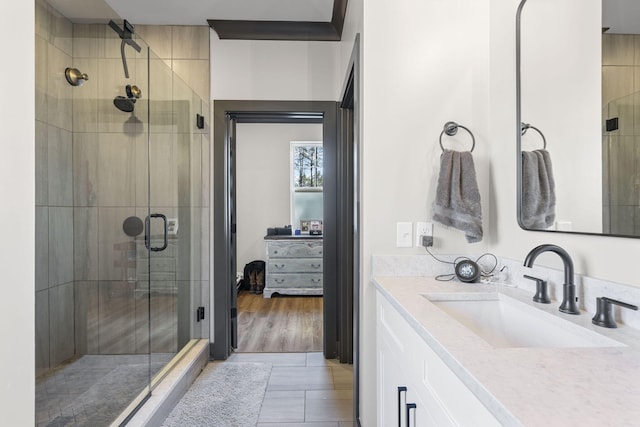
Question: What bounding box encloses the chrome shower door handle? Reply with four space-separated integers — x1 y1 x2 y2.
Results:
145 213 168 252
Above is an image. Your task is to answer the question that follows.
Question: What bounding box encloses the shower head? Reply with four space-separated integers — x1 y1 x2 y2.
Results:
114 96 135 112
113 84 142 112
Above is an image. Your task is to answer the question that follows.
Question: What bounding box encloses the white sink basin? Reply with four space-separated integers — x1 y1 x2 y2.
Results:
423 292 624 349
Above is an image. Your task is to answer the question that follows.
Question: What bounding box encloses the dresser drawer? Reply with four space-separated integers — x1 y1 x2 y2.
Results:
267 273 323 288
268 258 323 273
267 241 323 258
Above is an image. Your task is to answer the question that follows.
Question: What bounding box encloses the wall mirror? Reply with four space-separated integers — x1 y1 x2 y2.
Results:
290 141 323 232
517 0 640 237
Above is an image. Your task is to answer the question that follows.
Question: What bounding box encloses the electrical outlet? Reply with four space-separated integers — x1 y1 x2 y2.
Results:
396 222 413 247
415 222 433 246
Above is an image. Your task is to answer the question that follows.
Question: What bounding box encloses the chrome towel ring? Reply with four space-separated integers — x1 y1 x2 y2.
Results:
521 122 546 149
439 121 476 152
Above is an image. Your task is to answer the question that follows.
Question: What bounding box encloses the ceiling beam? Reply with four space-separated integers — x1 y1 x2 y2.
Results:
208 0 348 41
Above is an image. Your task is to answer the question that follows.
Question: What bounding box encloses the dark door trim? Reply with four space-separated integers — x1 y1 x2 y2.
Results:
339 33 361 425
208 0 348 41
212 100 339 360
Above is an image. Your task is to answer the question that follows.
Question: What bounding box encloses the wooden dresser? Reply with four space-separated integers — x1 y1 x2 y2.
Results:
263 236 323 298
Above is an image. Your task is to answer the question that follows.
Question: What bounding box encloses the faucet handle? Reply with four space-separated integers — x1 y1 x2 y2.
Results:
523 275 551 304
592 297 638 328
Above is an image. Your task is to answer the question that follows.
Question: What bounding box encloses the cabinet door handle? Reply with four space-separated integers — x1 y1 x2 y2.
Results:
406 403 417 427
397 386 407 427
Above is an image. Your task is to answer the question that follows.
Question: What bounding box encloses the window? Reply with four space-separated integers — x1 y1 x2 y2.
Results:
292 143 323 189
290 142 323 231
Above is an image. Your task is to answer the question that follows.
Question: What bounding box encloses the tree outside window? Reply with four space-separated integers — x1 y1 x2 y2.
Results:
293 145 323 188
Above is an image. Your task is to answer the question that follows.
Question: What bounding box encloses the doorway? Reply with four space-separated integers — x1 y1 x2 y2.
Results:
213 101 348 360
234 122 324 353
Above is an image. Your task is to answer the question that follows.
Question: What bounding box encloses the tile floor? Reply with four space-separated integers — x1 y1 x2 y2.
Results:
226 352 355 427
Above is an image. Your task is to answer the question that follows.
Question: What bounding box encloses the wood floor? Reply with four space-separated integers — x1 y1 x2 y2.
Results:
236 293 323 353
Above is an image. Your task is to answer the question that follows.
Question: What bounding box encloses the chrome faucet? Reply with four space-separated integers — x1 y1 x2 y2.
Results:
523 244 580 315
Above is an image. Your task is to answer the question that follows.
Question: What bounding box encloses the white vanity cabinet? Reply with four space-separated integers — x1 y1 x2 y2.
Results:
376 291 501 427
263 237 323 298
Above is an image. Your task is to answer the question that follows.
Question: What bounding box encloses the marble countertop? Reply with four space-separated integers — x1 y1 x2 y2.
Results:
373 276 640 427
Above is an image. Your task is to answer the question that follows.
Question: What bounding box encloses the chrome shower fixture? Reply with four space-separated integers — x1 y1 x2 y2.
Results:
65 67 89 86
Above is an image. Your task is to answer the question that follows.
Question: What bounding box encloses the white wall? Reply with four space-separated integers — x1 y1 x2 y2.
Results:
235 123 322 271
357 0 491 423
210 35 341 100
1 2 35 425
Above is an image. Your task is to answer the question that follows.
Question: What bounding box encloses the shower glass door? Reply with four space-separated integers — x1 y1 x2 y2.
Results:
35 9 209 423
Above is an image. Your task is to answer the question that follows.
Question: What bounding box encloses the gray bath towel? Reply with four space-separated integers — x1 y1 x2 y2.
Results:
521 149 555 229
432 149 483 243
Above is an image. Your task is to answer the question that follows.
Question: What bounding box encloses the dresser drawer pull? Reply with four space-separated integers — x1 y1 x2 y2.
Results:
311 278 322 283
273 264 285 269
274 278 286 284
310 264 321 268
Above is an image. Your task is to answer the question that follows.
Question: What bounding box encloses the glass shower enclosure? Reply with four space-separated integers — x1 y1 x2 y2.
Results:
35 3 209 424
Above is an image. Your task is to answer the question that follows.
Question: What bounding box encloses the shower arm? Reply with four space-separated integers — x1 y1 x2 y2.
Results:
109 20 142 79
120 39 141 79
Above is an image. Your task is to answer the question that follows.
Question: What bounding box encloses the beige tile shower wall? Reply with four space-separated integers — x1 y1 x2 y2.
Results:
71 22 211 354
602 34 640 107
34 0 75 377
602 34 640 235
137 25 210 102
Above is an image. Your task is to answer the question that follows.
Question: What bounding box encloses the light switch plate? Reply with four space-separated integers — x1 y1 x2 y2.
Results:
396 222 413 247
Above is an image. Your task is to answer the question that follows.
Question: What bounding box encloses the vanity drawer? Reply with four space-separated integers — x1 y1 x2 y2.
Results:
267 273 323 288
267 241 323 258
268 258 323 273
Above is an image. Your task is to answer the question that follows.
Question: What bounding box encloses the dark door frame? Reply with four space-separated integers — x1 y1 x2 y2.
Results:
339 33 361 424
212 100 341 360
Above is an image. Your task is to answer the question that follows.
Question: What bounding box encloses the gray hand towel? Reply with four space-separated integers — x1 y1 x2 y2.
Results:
521 149 556 229
432 149 483 243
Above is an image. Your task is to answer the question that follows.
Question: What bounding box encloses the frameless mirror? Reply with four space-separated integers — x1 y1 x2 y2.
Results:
516 0 640 237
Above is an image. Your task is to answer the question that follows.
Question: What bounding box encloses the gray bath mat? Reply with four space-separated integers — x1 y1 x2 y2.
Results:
162 362 272 427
